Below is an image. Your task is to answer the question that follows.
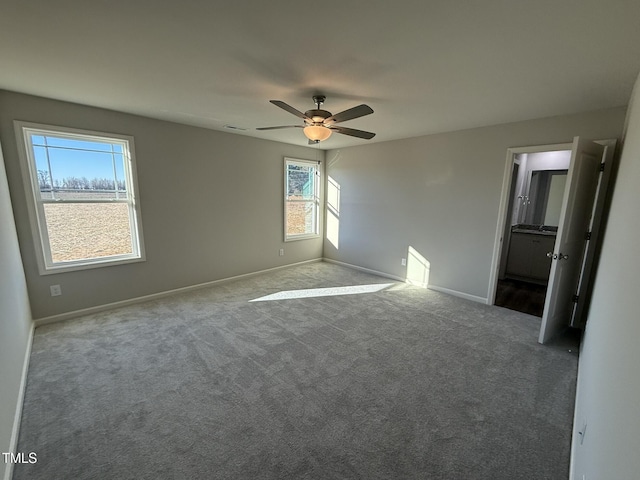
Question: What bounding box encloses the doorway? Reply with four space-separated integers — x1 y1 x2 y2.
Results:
494 148 571 317
488 139 616 344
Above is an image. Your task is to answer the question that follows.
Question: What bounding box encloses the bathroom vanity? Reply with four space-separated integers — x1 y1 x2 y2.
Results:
505 225 557 284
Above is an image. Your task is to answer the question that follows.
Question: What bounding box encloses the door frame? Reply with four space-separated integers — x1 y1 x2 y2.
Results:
487 142 572 306
569 139 616 328
488 139 617 327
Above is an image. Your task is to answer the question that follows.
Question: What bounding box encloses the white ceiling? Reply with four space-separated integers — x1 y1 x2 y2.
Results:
1 1 639 149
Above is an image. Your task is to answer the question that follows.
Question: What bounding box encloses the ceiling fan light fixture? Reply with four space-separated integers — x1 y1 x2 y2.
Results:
303 125 332 142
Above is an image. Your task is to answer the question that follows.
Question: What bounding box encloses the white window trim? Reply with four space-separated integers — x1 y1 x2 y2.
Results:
14 121 146 275
284 157 322 242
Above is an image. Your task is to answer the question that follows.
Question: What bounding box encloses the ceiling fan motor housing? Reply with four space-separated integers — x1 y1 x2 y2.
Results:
305 109 332 124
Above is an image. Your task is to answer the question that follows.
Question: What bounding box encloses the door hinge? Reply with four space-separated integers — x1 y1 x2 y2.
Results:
572 294 579 303
599 162 605 172
585 231 592 240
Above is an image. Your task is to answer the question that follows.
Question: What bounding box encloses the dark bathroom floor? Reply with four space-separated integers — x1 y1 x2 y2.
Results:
494 278 547 317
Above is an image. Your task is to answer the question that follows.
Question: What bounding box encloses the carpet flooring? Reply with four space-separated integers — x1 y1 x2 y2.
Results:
14 262 578 479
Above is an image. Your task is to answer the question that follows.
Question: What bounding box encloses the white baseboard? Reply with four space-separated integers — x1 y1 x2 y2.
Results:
4 322 35 480
323 258 488 304
427 284 488 304
322 258 406 283
34 257 488 326
34 259 322 327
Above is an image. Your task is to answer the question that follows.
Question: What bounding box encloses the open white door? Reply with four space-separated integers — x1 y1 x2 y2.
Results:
538 137 604 344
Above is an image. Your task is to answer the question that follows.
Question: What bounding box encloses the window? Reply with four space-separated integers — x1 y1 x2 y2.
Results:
284 158 321 241
15 122 145 274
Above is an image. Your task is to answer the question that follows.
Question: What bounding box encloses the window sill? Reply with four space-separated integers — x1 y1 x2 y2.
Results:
285 233 320 242
38 254 145 275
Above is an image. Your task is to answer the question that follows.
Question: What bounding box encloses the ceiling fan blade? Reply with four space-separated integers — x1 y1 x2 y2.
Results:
329 125 376 140
324 104 373 125
270 100 310 120
256 125 303 130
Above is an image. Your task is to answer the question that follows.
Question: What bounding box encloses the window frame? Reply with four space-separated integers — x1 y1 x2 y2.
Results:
14 121 146 275
284 157 322 242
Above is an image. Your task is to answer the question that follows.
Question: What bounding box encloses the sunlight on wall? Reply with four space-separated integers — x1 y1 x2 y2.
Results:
406 246 430 288
326 176 341 249
250 283 394 302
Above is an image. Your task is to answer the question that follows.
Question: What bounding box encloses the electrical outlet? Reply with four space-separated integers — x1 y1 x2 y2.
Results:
279 248 284 256
50 284 62 297
401 258 407 266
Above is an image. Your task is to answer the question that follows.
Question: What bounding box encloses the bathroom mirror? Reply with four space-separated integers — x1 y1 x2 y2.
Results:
524 169 567 226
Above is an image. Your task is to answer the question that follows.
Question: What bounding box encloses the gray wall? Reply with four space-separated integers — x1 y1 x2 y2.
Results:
324 108 626 300
571 73 640 479
0 90 323 319
0 141 32 480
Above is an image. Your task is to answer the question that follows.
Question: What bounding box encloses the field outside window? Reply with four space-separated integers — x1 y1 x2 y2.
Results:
16 122 145 274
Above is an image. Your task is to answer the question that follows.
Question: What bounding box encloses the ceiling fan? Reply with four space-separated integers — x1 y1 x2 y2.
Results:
257 95 376 143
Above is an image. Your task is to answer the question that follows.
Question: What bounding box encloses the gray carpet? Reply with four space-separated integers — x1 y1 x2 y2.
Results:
14 262 578 479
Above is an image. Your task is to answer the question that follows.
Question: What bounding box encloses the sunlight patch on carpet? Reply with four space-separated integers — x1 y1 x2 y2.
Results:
249 283 394 302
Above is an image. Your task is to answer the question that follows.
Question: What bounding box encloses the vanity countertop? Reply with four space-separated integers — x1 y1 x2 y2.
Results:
511 225 558 236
